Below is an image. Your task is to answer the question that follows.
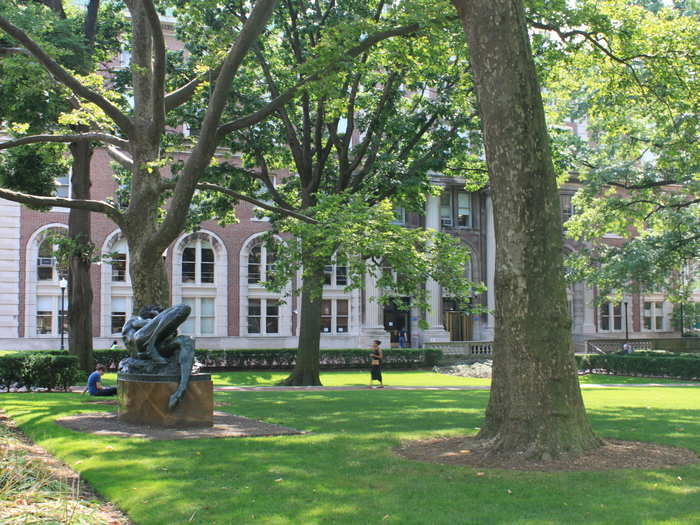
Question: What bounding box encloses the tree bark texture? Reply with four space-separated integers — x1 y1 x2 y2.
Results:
280 248 325 386
452 0 600 459
67 140 95 372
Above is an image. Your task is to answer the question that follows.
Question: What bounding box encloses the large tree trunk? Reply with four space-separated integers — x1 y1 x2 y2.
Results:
67 140 94 372
452 0 600 459
280 249 325 386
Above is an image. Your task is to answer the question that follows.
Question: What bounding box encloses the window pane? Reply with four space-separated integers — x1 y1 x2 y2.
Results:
201 317 214 334
643 317 652 330
112 253 127 282
201 248 215 283
324 266 333 286
440 191 452 225
37 266 53 280
249 247 261 283
457 191 471 227
111 312 126 334
266 300 279 317
337 300 348 316
337 299 349 333
321 300 332 316
37 311 52 334
201 298 214 316
248 299 261 316
655 316 663 330
248 317 260 334
182 247 196 282
321 316 331 332
336 266 348 286
266 316 278 334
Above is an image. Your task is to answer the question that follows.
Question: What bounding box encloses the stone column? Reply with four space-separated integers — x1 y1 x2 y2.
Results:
422 190 450 343
482 192 496 340
361 267 389 347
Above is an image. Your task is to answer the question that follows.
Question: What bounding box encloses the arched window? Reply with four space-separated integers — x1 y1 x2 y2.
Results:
181 238 215 284
26 225 69 337
248 244 275 284
241 234 292 337
101 231 135 337
173 232 226 337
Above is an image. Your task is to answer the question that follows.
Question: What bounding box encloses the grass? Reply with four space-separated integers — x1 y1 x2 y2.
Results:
97 370 695 388
1 385 699 524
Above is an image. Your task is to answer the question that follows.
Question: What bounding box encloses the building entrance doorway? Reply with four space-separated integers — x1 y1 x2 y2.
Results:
443 298 473 341
383 298 410 347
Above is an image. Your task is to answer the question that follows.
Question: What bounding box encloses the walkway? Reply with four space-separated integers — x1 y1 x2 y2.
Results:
213 383 700 392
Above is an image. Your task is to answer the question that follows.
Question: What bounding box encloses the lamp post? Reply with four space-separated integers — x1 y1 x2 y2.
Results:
59 278 67 350
624 301 629 342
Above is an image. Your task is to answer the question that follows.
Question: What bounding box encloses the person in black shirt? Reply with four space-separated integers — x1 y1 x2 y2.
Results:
369 340 384 389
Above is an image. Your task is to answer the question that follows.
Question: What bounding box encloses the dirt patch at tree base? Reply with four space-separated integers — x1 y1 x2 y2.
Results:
396 436 699 472
55 411 305 440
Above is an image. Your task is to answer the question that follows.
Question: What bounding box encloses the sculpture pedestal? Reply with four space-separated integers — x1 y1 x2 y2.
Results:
117 374 213 428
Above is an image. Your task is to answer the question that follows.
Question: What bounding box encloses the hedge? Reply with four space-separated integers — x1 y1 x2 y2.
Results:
0 353 80 392
577 353 700 380
91 348 442 371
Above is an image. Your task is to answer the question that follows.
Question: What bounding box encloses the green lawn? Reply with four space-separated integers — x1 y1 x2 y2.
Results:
1 386 699 524
98 370 694 388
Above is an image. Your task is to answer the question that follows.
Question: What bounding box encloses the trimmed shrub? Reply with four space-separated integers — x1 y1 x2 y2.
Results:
92 347 441 371
583 353 700 380
0 353 79 391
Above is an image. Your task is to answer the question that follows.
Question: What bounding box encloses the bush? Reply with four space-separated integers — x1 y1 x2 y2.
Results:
582 353 700 380
92 347 442 371
0 353 79 391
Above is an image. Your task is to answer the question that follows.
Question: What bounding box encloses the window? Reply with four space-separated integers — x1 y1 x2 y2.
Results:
320 299 349 333
324 262 348 287
180 238 215 285
112 253 127 282
643 301 665 331
182 247 196 282
55 174 70 198
247 298 279 335
440 191 453 227
456 191 472 228
179 296 216 336
560 194 574 223
599 302 622 332
37 239 55 281
248 244 276 284
36 296 53 335
392 207 406 225
111 296 128 334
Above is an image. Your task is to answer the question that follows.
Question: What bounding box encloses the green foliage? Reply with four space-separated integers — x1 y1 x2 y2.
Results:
0 353 79 391
582 353 700 379
532 1 700 295
0 144 69 202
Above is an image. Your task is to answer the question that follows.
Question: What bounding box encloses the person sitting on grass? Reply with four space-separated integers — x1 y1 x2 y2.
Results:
85 364 117 396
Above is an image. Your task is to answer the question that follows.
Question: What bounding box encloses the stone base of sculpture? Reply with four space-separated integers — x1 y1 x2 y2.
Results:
117 373 213 428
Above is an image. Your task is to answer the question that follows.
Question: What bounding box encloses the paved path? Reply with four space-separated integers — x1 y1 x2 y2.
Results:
213 383 700 392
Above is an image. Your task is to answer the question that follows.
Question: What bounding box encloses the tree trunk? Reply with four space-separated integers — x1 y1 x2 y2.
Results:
452 0 600 459
280 249 325 386
126 237 170 313
67 140 94 372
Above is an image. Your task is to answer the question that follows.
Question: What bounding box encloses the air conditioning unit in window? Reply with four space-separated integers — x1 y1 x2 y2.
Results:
440 218 453 228
37 257 54 267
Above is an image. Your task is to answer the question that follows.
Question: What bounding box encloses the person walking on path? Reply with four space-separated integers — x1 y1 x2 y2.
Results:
369 340 384 388
85 364 117 396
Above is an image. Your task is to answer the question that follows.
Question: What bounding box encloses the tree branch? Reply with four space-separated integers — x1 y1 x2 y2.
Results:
0 133 129 150
217 22 421 137
106 145 134 168
0 187 123 224
0 15 134 136
0 46 30 56
141 0 166 128
160 181 317 223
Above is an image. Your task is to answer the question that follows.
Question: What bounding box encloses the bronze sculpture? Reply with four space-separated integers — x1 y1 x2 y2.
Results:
119 304 196 410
